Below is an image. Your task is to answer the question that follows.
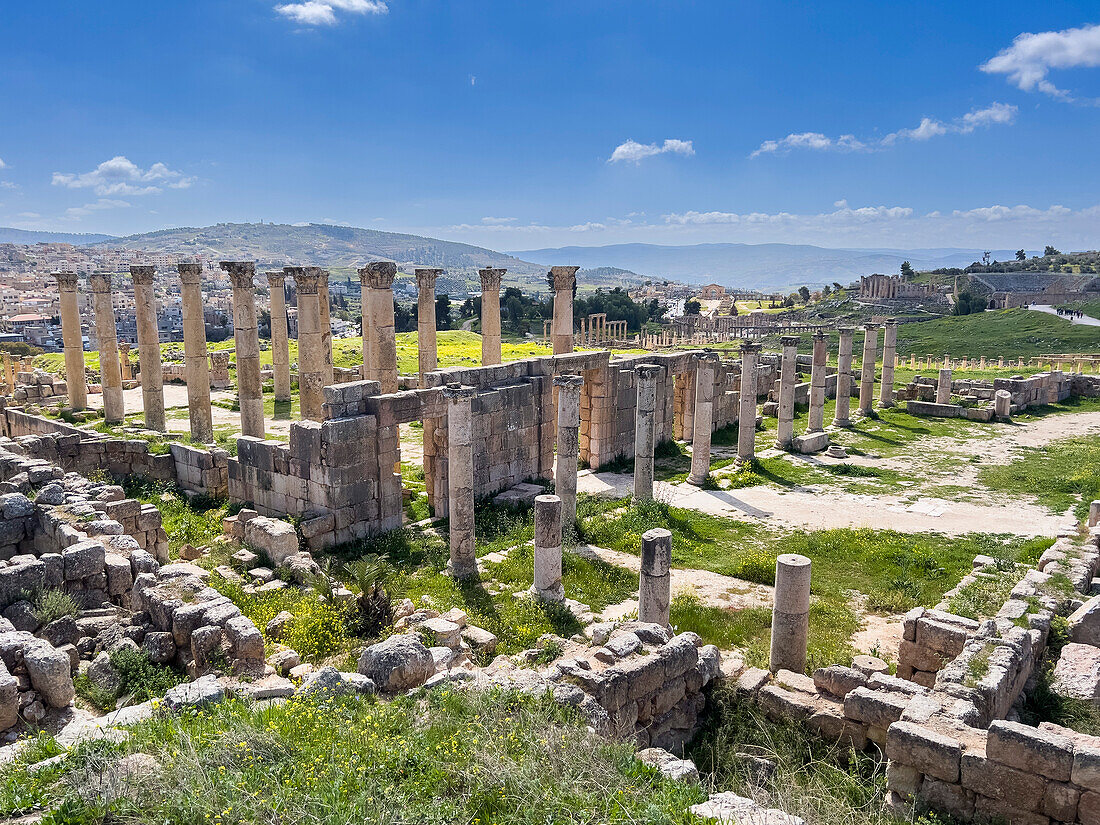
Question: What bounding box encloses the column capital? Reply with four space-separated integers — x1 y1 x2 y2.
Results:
89 272 112 293
286 266 320 294
883 317 898 327
635 363 662 380
265 270 286 288
837 326 855 336
780 335 800 347
118 341 131 353
863 322 879 331
740 341 762 354
553 373 584 390
479 267 505 292
210 351 231 369
415 268 442 291
177 262 203 285
813 329 827 341
54 271 79 291
130 265 155 285
359 261 397 289
220 260 256 290
442 382 477 402
549 265 579 292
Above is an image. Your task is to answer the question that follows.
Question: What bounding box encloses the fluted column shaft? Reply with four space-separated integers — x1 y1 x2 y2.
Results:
222 261 264 438
266 272 291 402
131 266 165 431
179 263 213 442
90 274 124 424
480 267 504 365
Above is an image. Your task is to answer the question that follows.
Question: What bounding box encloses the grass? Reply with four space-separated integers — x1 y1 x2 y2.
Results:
689 689 950 825
1021 616 1100 735
894 308 1100 360
946 569 1025 622
121 478 232 555
0 689 704 825
980 434 1100 521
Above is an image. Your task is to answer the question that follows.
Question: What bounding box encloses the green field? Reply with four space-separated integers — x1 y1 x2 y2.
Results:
895 309 1100 359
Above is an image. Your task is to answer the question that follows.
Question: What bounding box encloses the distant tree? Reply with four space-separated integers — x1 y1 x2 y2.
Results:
797 285 811 303
900 261 914 279
646 298 668 323
822 284 832 297
782 295 795 308
1045 245 1060 257
459 297 477 319
435 294 452 329
1016 249 1027 261
684 299 701 316
953 291 987 316
832 281 844 293
258 308 271 339
393 300 417 333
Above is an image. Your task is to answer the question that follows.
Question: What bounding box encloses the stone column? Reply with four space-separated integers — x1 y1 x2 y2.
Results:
936 369 952 404
878 319 897 409
550 266 579 355
1089 500 1100 529
288 267 324 421
831 325 858 426
118 342 132 381
858 324 878 416
221 261 264 439
531 494 564 602
130 266 164 431
769 553 811 673
55 272 88 410
807 331 827 433
266 272 292 402
479 267 504 366
554 373 583 528
415 268 441 385
360 262 398 393
688 352 719 485
633 364 661 503
179 263 213 442
2 353 12 392
994 390 1011 418
444 384 477 578
639 527 672 626
775 336 799 449
318 271 334 387
90 273 124 423
738 342 760 463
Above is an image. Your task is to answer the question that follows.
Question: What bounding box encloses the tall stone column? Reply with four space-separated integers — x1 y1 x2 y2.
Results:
222 261 264 439
858 324 878 416
444 384 477 578
266 271 291 402
531 494 564 602
178 263 213 442
288 267 324 421
879 319 898 409
553 373 583 528
90 273 124 425
550 266 579 355
770 553 811 673
833 327 854 427
775 335 799 449
318 271 334 387
807 331 827 433
936 369 952 404
360 262 398 393
118 342 132 381
415 268 440 385
737 342 760 463
688 352 719 485
55 272 88 410
633 364 661 503
639 528 672 627
479 267 505 366
130 266 164 431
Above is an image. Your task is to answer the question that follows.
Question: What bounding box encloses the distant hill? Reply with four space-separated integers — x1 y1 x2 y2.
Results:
94 222 547 284
511 242 1022 293
0 227 116 245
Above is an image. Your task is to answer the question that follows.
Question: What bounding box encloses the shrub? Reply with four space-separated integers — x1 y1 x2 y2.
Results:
27 588 80 626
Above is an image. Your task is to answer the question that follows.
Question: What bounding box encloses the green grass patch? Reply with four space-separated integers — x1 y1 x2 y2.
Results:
121 478 231 555
0 690 704 824
980 434 1100 521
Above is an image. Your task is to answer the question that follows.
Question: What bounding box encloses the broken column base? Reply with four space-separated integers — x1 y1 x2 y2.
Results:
792 432 830 454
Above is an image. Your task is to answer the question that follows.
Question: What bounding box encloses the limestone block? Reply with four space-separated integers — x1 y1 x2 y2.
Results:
243 516 299 566
843 686 908 728
1069 596 1100 646
1052 643 1100 701
886 721 962 783
986 720 1074 781
812 665 867 699
62 540 105 581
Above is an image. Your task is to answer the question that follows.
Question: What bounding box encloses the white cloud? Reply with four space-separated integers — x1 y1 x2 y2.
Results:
0 158 6 169
52 156 194 196
757 103 1017 156
275 0 388 26
981 23 1100 100
17 212 40 219
480 216 516 225
62 199 130 220
608 139 695 164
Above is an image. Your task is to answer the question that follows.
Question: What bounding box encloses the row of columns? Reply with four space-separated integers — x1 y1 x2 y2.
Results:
578 315 627 345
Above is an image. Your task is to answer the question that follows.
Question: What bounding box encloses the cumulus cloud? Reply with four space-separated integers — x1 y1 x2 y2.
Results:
981 23 1100 100
608 139 695 164
275 0 388 26
0 158 6 169
755 103 1017 156
480 216 517 225
52 156 193 196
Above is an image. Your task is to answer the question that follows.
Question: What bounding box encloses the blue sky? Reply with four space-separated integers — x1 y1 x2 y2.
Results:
1 1 1099 250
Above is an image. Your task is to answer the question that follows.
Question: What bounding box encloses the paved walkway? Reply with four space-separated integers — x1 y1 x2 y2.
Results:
1030 304 1100 327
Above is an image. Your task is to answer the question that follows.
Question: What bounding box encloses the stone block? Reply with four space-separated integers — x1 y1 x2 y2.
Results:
986 720 1074 781
960 752 1046 809
886 721 962 783
843 687 908 728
